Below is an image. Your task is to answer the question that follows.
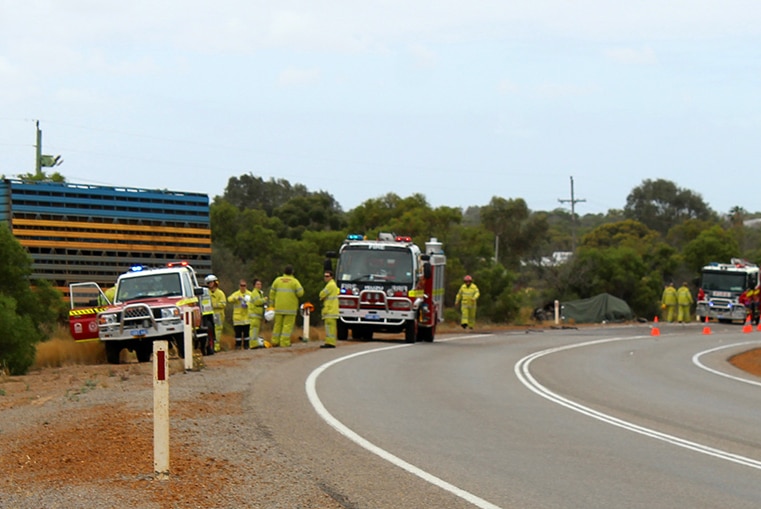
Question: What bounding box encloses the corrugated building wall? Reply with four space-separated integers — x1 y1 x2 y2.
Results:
0 178 211 295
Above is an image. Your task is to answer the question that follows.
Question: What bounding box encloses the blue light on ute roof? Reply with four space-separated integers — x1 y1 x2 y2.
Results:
346 234 364 241
129 265 145 272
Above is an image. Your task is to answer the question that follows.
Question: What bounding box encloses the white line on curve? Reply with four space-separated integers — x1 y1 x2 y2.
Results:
692 340 761 387
514 335 761 470
305 336 502 509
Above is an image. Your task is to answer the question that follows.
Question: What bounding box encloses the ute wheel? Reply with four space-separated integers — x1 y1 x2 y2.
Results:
105 342 122 364
337 321 348 341
404 320 417 343
174 336 185 359
135 341 152 363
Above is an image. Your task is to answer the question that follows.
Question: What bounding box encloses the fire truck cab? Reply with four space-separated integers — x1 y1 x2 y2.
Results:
328 233 446 343
696 258 760 323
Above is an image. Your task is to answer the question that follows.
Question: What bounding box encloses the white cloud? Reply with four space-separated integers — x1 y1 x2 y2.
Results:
534 82 598 99
277 67 322 87
408 44 437 69
497 79 520 95
603 46 658 65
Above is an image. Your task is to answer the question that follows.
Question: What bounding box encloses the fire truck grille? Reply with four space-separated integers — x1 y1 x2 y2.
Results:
124 307 151 319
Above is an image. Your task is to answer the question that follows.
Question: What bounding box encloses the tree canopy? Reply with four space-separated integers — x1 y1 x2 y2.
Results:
0 223 64 375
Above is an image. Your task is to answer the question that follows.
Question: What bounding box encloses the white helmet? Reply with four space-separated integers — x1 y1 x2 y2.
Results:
204 274 219 284
264 308 275 322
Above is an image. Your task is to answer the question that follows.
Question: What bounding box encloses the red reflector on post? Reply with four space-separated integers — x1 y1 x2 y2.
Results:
157 350 166 381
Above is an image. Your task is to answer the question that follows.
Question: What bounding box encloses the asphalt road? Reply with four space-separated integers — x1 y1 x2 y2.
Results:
253 323 761 508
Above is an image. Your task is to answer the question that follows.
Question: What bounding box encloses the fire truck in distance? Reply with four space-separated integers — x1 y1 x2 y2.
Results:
326 233 446 342
696 258 760 324
68 261 214 364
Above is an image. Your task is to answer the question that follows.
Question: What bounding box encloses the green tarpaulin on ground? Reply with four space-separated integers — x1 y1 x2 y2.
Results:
562 293 633 323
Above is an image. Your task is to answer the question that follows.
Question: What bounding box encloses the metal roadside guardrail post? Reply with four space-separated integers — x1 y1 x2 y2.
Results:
153 340 170 480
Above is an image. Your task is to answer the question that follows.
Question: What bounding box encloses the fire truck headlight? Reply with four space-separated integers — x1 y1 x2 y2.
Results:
161 307 180 319
99 314 117 325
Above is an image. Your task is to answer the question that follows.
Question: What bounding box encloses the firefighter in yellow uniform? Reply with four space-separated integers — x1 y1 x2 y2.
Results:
205 275 226 352
248 278 267 348
228 280 254 349
746 284 761 325
268 265 304 347
455 275 480 329
676 281 693 323
319 270 339 348
661 282 678 323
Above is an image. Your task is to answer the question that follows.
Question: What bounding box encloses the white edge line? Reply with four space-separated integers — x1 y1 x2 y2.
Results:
306 337 502 509
514 335 761 470
692 340 761 387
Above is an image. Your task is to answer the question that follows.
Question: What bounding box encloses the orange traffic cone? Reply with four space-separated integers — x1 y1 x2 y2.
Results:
702 316 712 335
743 315 753 333
650 316 660 337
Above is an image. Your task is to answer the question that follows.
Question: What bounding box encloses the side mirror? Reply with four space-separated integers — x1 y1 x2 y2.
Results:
423 262 432 280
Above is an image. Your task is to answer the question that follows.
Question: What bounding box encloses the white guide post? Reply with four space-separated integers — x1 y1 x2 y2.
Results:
153 340 170 480
302 305 310 342
554 300 560 325
183 310 193 371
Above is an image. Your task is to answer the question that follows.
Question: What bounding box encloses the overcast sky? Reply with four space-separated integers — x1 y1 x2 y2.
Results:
1 1 760 216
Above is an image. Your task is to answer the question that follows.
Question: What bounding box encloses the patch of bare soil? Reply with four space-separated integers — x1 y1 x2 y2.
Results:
729 348 761 377
0 350 341 509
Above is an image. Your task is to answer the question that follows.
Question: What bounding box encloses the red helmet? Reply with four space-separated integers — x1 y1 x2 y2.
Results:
464 275 472 282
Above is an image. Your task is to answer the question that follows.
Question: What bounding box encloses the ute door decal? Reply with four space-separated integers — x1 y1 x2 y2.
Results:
68 282 109 342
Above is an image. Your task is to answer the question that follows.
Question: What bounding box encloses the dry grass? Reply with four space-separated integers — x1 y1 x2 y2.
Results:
34 323 331 369
34 319 530 369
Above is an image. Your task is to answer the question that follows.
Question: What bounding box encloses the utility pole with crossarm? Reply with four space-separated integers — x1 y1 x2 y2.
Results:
558 176 586 252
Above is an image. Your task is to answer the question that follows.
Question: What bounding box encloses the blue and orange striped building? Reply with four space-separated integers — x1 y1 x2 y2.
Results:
0 178 211 295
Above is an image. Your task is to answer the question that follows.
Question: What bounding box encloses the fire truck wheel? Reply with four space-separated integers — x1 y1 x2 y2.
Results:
134 341 152 363
105 343 122 364
404 320 417 343
418 326 434 342
337 321 348 341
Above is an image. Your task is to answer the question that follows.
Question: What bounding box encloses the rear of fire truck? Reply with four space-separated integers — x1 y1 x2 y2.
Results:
696 259 760 324
330 233 445 343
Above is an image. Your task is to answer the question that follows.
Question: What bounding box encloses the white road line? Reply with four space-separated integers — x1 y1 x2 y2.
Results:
305 336 502 509
514 335 761 470
692 340 761 387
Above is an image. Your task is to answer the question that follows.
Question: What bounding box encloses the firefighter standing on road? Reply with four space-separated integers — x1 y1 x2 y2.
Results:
661 282 678 323
228 280 253 350
677 281 694 323
269 265 304 347
745 284 761 325
248 278 267 348
319 270 339 349
206 275 226 352
455 275 480 330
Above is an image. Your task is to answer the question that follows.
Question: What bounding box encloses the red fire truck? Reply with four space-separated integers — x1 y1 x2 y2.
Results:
327 233 446 342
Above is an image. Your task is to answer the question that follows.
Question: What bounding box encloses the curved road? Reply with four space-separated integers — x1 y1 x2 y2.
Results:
253 324 761 508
